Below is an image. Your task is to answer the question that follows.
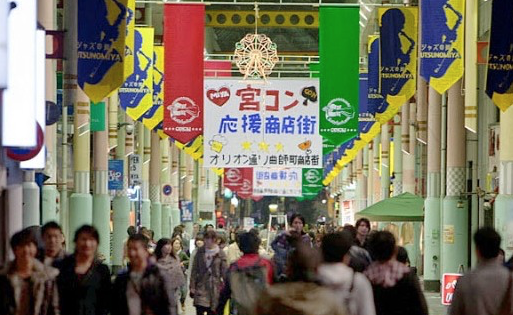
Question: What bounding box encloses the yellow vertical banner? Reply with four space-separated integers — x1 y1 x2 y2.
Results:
124 0 135 80
376 7 418 124
119 27 154 120
141 46 164 130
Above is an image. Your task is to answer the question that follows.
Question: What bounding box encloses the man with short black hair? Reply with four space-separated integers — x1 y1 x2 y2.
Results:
355 218 371 248
40 221 67 265
112 234 178 315
450 227 512 315
317 232 376 315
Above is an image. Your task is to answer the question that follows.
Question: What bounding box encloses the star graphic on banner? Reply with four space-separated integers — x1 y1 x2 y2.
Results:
275 142 284 152
242 141 252 151
258 141 269 152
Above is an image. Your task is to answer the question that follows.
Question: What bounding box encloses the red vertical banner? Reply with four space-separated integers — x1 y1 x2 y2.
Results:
237 168 254 200
223 168 244 192
163 4 204 143
223 168 253 199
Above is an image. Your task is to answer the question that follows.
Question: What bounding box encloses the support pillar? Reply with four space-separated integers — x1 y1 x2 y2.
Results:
417 79 428 144
66 0 93 239
112 106 130 271
356 150 366 211
184 154 195 231
160 139 171 238
149 131 162 240
442 80 468 274
403 102 417 194
373 135 382 203
495 107 513 258
22 171 40 227
198 166 216 227
424 87 442 291
401 103 410 154
170 144 180 232
381 124 390 200
366 144 373 206
92 101 110 265
39 0 58 224
393 113 403 196
140 127 151 229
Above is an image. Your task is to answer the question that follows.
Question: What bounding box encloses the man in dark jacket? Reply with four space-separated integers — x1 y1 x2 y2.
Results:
112 234 177 315
364 231 428 315
450 227 512 315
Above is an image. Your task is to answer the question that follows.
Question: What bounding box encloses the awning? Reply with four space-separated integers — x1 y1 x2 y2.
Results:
355 192 425 222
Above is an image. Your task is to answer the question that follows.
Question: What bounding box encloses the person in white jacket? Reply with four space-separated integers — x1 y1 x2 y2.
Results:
317 231 376 315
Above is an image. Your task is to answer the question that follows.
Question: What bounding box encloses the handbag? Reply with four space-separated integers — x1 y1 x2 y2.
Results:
497 274 513 315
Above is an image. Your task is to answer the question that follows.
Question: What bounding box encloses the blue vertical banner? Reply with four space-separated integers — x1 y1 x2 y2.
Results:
420 0 464 94
108 159 124 190
180 200 194 222
78 0 128 103
485 0 513 112
377 7 418 125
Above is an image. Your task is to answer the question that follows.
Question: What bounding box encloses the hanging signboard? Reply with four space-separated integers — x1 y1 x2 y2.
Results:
129 154 141 186
204 78 322 169
180 200 194 222
252 168 302 197
108 159 124 190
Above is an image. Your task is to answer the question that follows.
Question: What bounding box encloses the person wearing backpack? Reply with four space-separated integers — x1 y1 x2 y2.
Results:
217 231 274 315
317 232 376 315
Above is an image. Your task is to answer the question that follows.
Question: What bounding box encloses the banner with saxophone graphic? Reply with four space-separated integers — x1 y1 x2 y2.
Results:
140 46 164 130
78 0 128 103
377 7 417 124
124 0 135 80
486 0 513 112
420 0 464 94
119 27 154 120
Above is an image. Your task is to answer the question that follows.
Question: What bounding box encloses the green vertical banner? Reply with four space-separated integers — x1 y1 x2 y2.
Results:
302 168 323 199
319 7 359 154
90 102 106 132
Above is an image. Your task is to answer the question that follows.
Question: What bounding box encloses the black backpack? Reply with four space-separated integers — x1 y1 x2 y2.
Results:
229 259 269 315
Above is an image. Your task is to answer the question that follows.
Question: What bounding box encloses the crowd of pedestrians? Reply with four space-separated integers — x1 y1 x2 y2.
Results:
1 214 512 315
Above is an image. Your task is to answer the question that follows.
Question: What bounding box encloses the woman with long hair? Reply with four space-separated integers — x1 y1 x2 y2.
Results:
155 238 186 312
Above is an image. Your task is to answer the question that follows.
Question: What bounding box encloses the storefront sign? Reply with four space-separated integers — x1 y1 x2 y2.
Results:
204 79 322 168
253 168 302 197
129 154 141 186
